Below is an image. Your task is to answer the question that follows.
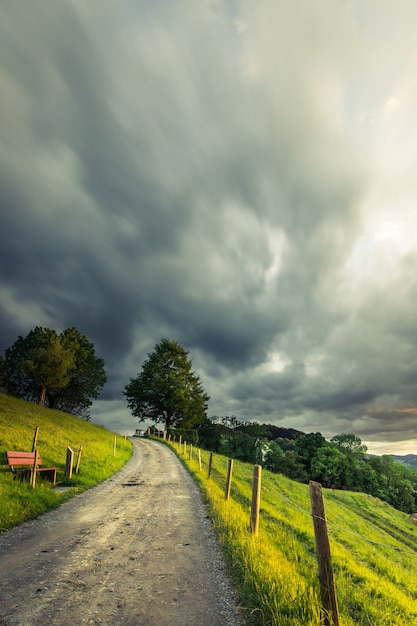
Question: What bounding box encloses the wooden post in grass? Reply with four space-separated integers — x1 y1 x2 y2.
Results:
225 459 233 500
113 435 117 457
251 465 262 536
309 481 340 626
30 449 39 488
163 431 167 440
75 446 83 474
66 447 74 479
32 426 39 452
198 449 202 471
184 441 187 456
208 451 213 478
179 435 182 451
189 444 193 461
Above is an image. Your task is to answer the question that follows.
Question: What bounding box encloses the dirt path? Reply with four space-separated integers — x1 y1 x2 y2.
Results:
0 438 244 626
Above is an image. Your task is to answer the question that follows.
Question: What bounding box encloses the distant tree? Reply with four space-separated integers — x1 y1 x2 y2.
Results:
330 433 368 458
124 338 209 430
47 327 107 417
264 441 285 473
0 354 8 392
310 445 354 489
196 417 222 451
294 432 327 474
4 326 106 417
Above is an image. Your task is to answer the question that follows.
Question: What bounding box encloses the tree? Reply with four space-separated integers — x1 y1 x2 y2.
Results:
4 326 106 417
124 338 209 430
20 333 75 405
294 432 327 474
47 327 107 417
330 433 368 458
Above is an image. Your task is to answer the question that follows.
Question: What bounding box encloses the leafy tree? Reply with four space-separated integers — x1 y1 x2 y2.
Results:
124 338 209 430
264 441 285 473
330 433 367 458
0 354 8 392
20 334 75 405
310 445 354 489
4 326 106 417
294 432 327 474
47 327 107 417
196 417 222 451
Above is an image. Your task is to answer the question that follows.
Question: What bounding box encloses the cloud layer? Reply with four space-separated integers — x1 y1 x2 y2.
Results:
2 1 417 453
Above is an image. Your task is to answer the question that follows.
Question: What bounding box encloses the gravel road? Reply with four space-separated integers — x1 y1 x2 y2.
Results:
0 438 245 625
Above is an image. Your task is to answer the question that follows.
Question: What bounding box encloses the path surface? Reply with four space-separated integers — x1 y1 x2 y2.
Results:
0 438 244 626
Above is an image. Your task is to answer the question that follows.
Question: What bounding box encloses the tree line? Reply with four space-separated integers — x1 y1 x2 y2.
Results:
2 331 415 514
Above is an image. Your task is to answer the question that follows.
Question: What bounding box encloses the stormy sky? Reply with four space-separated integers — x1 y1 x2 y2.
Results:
2 1 417 454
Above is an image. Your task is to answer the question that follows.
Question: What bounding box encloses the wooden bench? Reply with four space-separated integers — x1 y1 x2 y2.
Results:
6 451 58 485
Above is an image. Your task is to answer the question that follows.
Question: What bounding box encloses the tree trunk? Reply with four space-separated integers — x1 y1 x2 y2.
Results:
39 387 47 406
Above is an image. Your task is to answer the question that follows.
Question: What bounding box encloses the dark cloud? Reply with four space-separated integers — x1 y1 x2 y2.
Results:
1 1 417 453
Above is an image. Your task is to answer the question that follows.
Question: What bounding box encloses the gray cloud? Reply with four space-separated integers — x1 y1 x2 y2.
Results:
1 1 417 453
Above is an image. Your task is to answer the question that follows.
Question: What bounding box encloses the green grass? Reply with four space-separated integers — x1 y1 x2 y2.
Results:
168 440 417 626
0 394 132 530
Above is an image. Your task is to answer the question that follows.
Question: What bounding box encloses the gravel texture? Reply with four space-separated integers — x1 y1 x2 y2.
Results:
0 438 245 625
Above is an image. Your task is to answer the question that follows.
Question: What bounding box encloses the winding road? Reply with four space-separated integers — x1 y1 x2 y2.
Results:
0 438 244 625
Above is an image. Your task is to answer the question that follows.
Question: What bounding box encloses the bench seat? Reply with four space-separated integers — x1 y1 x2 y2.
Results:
6 451 58 485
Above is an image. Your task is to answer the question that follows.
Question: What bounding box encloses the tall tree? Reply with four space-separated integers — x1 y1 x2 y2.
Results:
124 338 209 430
4 326 106 417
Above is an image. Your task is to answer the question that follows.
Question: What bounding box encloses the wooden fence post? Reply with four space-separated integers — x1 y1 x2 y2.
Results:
208 451 213 478
66 447 74 479
189 443 193 461
113 435 117 457
184 441 187 456
32 426 39 452
309 481 340 626
30 449 39 488
198 448 202 471
75 446 83 474
250 465 262 536
179 435 182 451
225 459 233 500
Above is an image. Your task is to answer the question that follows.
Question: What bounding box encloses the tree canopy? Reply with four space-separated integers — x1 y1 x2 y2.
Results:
4 326 106 418
124 338 209 430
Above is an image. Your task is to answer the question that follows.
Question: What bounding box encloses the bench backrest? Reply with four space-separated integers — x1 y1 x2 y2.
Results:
6 451 43 467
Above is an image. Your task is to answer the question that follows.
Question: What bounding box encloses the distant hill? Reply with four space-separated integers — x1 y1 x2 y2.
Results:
391 454 417 469
265 424 305 441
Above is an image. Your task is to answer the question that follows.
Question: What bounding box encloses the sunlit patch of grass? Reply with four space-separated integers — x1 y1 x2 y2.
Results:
169 442 417 625
0 394 132 530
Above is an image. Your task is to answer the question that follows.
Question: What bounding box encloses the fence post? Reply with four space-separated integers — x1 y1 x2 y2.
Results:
32 426 39 452
30 449 39 488
184 441 187 456
189 443 193 461
66 447 74 479
225 459 233 500
75 446 83 474
198 448 202 471
309 481 340 626
208 451 213 478
251 465 262 536
113 435 117 457
179 435 182 451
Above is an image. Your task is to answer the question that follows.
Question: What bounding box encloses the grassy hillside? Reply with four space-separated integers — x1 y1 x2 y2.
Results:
0 394 132 530
168 440 417 625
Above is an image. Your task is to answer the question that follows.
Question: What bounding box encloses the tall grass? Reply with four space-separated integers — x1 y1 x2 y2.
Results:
0 394 132 530
170 441 417 625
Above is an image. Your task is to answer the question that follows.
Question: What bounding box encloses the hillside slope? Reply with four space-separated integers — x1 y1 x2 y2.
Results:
0 394 132 529
174 442 417 625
